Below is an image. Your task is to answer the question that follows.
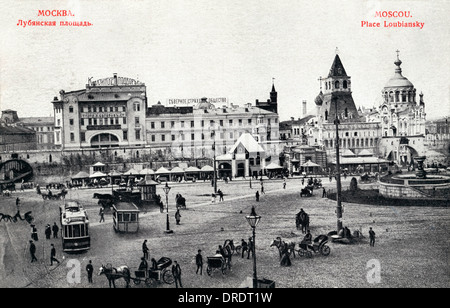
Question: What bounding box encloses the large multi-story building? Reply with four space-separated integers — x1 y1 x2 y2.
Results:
145 98 279 160
52 74 148 150
50 74 280 162
17 117 55 150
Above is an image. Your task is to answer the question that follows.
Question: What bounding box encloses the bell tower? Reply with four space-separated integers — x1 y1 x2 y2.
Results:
316 50 360 123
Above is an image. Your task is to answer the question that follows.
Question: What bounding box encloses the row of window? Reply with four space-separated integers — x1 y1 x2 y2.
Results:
324 137 379 148
149 118 277 129
148 130 253 143
30 126 54 132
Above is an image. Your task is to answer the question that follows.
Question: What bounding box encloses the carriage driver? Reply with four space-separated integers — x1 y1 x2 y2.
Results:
138 257 148 271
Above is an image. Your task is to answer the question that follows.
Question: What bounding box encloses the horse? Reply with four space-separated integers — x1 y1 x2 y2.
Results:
270 237 296 259
296 211 310 234
94 193 115 208
0 213 14 222
98 264 131 288
24 211 34 224
223 239 236 255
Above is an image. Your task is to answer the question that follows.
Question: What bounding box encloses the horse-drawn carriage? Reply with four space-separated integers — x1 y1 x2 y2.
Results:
297 235 331 258
300 186 313 197
132 257 174 287
206 256 228 275
99 257 175 288
41 189 67 200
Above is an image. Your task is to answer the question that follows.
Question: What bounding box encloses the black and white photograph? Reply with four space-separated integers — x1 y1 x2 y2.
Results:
0 0 449 296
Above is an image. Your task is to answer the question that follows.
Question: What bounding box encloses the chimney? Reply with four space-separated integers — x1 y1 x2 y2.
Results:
302 100 307 116
113 73 118 86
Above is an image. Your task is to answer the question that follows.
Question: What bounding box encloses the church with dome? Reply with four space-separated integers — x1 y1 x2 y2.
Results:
376 51 427 165
297 50 427 171
304 53 383 170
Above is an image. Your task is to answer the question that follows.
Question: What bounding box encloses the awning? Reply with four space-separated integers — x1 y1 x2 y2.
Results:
89 171 107 178
170 167 185 173
301 160 320 167
201 165 214 172
72 171 90 179
265 162 283 170
139 168 155 175
332 157 389 165
92 162 106 167
108 170 123 177
155 167 171 174
185 166 201 173
123 168 139 175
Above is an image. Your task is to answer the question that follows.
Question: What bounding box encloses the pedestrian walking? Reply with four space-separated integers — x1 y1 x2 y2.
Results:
283 179 286 189
16 197 20 209
86 260 94 283
142 239 149 260
255 191 260 202
322 187 327 198
261 183 265 194
172 260 183 288
31 224 38 241
218 189 224 202
195 250 203 275
175 209 181 225
29 240 37 263
247 237 254 259
52 222 59 238
50 244 60 266
45 224 51 240
369 227 376 247
240 239 248 258
211 193 216 203
99 207 105 223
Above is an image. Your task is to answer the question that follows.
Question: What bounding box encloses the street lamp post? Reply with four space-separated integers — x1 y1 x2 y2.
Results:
210 122 217 194
246 206 261 288
333 97 343 232
162 182 173 234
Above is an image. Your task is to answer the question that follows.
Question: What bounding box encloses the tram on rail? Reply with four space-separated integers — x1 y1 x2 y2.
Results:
60 201 90 252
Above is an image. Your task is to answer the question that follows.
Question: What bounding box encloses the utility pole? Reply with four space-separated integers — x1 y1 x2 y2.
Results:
333 97 343 231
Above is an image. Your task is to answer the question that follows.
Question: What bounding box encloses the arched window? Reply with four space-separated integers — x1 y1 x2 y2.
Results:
324 110 328 121
343 80 348 89
335 80 340 89
344 108 348 118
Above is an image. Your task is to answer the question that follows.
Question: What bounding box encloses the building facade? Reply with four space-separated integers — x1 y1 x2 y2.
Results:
377 53 427 165
50 75 280 162
308 54 382 163
52 74 147 150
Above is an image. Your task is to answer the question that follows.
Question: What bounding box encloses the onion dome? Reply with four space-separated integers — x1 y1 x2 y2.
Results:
384 54 414 88
314 91 324 106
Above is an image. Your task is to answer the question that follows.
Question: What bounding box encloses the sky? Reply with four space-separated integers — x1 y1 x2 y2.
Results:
1 0 449 121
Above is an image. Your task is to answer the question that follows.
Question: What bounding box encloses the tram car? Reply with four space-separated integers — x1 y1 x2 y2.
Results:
60 201 90 252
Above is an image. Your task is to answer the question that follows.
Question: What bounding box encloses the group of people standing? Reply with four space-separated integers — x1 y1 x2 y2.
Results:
28 222 60 266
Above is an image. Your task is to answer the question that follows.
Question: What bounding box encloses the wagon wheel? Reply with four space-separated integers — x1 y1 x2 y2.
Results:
145 277 157 287
297 249 305 257
133 278 141 285
207 265 212 276
320 245 331 256
162 269 175 284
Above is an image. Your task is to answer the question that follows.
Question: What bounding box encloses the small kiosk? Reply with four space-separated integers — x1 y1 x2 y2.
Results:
112 202 140 233
136 177 160 205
